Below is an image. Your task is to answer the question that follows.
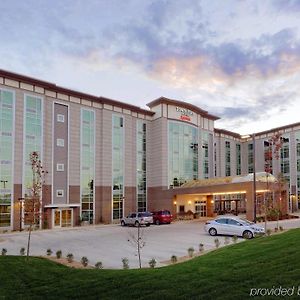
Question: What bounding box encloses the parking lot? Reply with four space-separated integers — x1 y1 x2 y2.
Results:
0 218 299 269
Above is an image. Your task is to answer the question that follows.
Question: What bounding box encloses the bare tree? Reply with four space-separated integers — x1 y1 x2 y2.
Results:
127 224 146 269
263 132 283 231
24 151 47 260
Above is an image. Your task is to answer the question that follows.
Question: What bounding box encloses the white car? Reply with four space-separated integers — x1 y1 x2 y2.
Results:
204 216 265 239
121 212 153 227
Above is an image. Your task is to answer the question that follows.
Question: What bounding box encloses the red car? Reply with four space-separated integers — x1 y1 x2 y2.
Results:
152 210 173 225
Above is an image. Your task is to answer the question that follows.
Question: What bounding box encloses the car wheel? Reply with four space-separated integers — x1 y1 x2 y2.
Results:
121 220 126 227
146 223 150 227
135 221 140 227
243 230 253 239
209 228 217 236
155 219 160 225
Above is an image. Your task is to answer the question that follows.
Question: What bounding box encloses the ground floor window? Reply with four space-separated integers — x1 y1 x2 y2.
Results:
0 204 10 227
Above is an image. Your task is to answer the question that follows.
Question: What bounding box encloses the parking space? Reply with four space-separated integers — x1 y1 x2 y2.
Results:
0 218 299 269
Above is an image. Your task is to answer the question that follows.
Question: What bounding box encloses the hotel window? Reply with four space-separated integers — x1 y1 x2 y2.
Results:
236 144 241 175
56 189 64 197
80 109 95 224
264 140 273 174
56 138 64 147
248 143 253 173
56 163 64 172
23 95 42 225
137 121 147 212
57 114 65 123
112 115 124 219
225 141 231 176
201 132 211 179
168 121 198 187
296 132 300 209
280 136 290 186
0 89 14 227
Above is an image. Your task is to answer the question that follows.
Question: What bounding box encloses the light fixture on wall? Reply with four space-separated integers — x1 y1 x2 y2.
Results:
188 200 192 204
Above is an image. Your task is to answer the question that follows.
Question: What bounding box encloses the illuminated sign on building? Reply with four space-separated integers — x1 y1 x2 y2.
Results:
176 106 193 121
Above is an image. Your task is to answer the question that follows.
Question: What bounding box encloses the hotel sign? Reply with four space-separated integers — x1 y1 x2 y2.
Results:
176 106 193 122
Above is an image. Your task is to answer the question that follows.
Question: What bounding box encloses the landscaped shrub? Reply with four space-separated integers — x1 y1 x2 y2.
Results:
95 261 103 269
148 258 157 268
20 247 25 256
81 256 89 267
122 257 129 269
266 229 272 236
274 227 278 232
224 236 230 245
232 235 238 243
199 243 204 253
1 248 7 256
66 253 74 263
46 249 52 256
214 238 220 248
56 250 62 259
279 226 284 231
187 247 194 258
171 255 177 264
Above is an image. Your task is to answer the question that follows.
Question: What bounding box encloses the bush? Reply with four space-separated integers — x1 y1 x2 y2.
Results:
199 243 204 253
214 238 220 248
187 247 194 258
171 255 177 264
266 229 272 236
148 258 157 268
1 248 7 256
279 226 284 231
20 247 25 256
95 261 103 269
81 256 89 267
66 253 74 263
274 227 278 232
122 257 129 269
232 235 238 243
56 250 62 259
46 248 52 256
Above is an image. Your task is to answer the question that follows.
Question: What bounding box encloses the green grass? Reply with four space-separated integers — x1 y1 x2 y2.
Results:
1 229 300 299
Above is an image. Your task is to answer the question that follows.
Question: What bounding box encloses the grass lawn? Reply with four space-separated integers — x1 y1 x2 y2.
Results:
1 229 300 299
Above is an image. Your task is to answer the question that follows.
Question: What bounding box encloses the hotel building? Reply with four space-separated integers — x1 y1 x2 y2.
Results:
0 69 298 230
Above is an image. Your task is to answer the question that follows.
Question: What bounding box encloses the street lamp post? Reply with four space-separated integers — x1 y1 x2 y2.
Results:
0 180 8 188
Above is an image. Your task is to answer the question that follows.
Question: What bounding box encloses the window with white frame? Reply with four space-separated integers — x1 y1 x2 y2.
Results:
57 114 65 123
57 138 64 147
56 163 64 172
56 189 64 197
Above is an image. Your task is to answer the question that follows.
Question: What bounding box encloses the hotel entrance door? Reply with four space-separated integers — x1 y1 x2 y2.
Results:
54 209 72 227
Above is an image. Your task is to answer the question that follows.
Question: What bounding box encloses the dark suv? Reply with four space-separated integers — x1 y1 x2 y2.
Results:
152 210 172 225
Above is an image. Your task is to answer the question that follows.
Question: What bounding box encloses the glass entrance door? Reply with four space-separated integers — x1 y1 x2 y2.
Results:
53 209 72 227
195 200 207 217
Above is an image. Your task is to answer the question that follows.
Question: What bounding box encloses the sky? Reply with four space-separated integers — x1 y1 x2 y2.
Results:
1 0 300 135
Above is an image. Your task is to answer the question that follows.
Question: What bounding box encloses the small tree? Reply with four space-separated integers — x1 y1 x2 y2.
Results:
46 248 52 256
24 152 47 261
1 248 7 256
20 247 25 256
199 243 204 253
56 250 62 259
127 224 146 269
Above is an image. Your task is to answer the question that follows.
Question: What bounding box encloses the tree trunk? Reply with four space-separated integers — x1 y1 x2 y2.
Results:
26 224 32 261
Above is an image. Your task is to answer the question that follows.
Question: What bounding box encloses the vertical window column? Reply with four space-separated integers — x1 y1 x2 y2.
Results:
137 121 146 212
225 141 231 176
202 132 209 179
112 116 124 220
23 95 43 226
236 144 241 175
0 89 14 228
80 109 95 224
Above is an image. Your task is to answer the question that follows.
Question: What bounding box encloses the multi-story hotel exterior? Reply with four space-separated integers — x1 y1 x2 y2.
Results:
0 69 298 230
